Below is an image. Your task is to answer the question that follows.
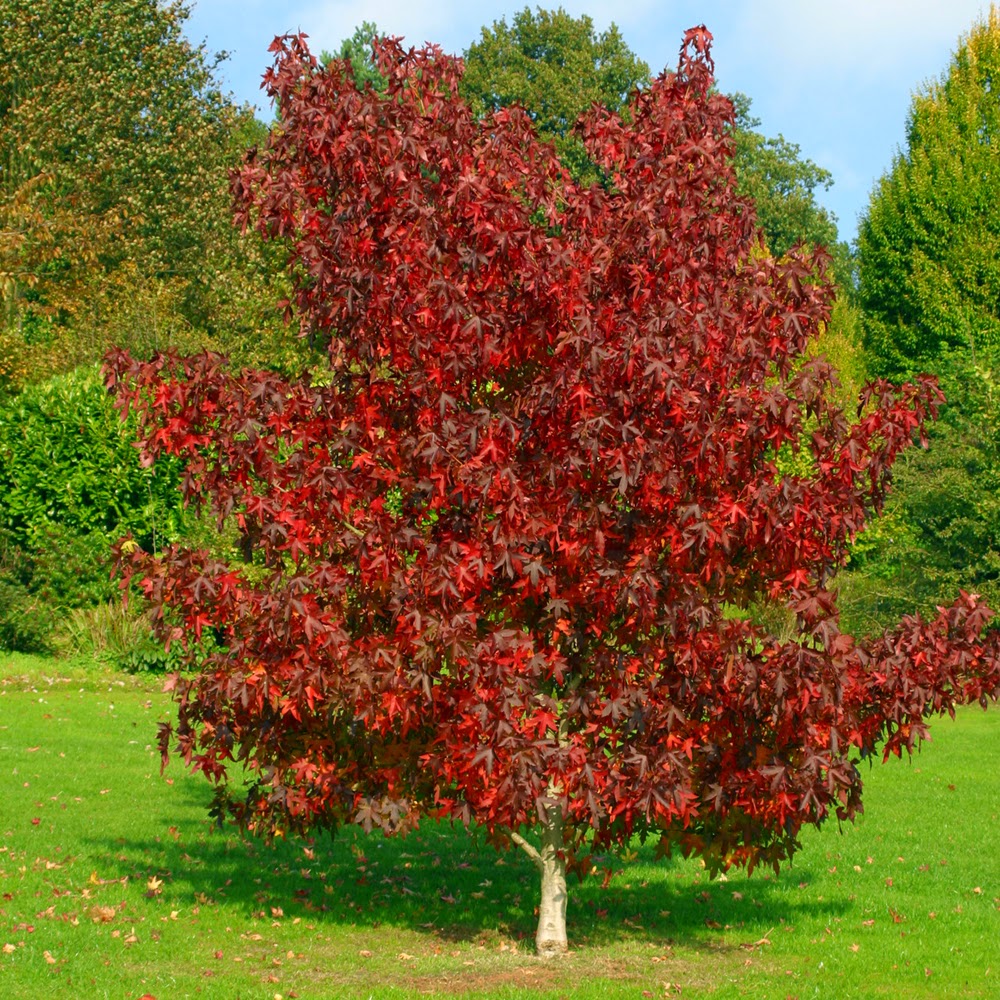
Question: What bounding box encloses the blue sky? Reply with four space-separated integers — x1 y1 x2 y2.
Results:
185 0 991 245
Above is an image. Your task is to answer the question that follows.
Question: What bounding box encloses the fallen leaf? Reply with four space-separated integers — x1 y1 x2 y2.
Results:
43 950 56 964
398 952 414 961
850 943 859 953
358 950 372 958
146 876 163 896
2 944 15 954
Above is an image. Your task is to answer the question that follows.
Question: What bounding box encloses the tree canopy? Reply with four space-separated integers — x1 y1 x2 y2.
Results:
858 7 1000 379
107 27 1000 955
851 8 1000 619
0 0 289 390
460 7 650 188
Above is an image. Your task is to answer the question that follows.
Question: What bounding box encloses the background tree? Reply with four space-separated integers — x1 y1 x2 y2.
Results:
326 21 388 92
852 7 1000 622
109 29 999 956
0 0 293 390
460 7 651 187
858 7 1000 379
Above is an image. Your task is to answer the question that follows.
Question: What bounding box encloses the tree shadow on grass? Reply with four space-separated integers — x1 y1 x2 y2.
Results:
85 779 847 954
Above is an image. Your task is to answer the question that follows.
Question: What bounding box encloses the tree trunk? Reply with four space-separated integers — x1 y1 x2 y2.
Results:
512 802 568 957
535 811 568 957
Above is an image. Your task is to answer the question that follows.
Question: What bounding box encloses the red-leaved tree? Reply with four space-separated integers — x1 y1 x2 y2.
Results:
106 28 999 956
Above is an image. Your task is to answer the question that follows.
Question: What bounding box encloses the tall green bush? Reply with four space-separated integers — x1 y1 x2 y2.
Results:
0 364 186 649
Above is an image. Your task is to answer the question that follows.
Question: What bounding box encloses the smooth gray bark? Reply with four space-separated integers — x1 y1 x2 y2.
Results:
512 803 568 957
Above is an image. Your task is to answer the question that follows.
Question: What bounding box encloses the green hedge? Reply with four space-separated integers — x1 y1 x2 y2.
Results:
0 364 187 650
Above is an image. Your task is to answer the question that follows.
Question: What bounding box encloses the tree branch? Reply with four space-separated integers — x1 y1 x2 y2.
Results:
511 831 543 870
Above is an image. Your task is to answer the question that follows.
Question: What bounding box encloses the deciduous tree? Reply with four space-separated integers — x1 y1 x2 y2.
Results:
460 7 650 187
858 7 1000 378
852 7 1000 620
108 29 999 956
0 0 289 388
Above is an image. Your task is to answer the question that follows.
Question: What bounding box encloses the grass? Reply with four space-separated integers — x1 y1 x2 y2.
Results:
0 654 997 999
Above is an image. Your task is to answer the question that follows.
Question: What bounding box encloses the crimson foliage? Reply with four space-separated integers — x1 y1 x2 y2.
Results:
108 30 998 882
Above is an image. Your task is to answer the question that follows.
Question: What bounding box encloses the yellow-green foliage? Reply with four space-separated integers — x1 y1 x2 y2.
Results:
0 0 293 391
859 6 1000 379
849 6 1000 628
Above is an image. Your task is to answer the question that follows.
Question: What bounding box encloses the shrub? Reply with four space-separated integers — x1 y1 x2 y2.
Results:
0 364 187 650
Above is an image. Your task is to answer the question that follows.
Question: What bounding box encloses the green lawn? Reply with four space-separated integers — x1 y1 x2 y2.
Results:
1 654 997 999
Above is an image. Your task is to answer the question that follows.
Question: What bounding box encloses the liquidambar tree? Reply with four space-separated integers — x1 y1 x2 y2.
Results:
107 29 999 956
